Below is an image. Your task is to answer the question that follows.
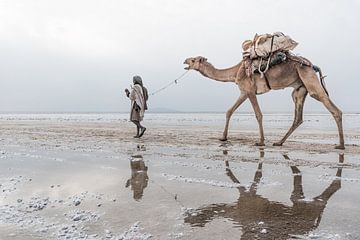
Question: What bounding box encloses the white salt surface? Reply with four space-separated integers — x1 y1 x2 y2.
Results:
162 173 241 188
1 113 359 131
117 222 152 240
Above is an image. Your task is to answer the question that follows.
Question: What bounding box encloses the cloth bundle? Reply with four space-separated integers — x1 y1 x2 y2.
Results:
242 32 298 59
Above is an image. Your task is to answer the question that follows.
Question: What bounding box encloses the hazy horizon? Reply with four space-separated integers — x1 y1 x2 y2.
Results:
1 0 359 113
1 110 359 114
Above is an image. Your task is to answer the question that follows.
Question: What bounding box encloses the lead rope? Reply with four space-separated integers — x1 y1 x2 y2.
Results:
150 179 185 207
149 70 190 96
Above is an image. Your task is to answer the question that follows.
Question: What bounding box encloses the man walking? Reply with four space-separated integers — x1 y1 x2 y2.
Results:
125 76 148 138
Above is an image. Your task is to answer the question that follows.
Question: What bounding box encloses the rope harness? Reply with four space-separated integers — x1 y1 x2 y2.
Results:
150 179 185 207
149 70 190 96
257 35 275 79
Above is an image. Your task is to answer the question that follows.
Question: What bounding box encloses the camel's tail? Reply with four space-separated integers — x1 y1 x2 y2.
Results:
313 65 329 96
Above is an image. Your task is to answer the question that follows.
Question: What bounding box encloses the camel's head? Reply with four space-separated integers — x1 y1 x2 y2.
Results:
183 56 208 70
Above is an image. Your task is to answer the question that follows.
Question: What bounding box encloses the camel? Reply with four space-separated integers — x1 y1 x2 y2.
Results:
184 54 345 149
184 152 344 239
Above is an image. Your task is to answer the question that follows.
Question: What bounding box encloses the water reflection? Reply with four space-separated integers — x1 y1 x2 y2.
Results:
184 152 344 239
125 155 149 201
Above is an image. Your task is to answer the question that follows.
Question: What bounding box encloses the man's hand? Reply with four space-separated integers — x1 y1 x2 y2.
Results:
125 88 130 96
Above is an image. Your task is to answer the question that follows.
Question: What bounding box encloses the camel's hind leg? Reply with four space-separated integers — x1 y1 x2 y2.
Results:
313 154 344 202
220 92 248 141
298 68 345 149
274 86 308 146
316 96 344 149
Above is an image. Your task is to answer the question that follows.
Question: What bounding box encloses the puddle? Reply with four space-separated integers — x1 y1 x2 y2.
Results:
0 144 359 240
0 118 359 240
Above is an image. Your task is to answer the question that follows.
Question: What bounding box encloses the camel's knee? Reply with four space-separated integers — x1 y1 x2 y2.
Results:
226 109 234 119
293 107 303 124
333 109 342 121
255 112 263 122
335 109 342 117
325 100 343 120
293 117 303 126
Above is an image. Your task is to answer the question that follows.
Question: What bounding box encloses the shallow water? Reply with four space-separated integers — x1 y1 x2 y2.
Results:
1 142 359 239
0 114 359 239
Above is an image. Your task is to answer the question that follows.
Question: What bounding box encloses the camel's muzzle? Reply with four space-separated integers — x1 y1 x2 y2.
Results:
183 60 191 70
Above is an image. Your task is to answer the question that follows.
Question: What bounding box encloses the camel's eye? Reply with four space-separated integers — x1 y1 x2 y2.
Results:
191 59 195 63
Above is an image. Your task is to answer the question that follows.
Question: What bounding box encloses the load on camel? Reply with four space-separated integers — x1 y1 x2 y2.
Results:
184 32 345 149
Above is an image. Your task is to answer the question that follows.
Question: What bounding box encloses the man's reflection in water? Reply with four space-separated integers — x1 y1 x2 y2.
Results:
125 155 149 201
184 152 344 240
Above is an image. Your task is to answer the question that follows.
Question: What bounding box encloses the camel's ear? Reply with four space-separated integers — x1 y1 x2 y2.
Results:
242 40 252 51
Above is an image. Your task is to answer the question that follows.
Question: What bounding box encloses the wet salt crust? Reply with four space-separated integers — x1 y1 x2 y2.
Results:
0 113 359 239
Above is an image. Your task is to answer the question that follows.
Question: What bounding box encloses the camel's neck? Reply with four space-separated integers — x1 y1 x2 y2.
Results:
198 62 242 82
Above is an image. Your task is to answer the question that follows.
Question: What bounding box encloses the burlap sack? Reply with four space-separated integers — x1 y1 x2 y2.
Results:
243 32 298 59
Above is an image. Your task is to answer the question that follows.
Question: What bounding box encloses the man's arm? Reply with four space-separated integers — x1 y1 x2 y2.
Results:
125 88 130 98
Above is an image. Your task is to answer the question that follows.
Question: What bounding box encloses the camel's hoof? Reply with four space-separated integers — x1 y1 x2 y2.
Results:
335 145 345 150
255 142 265 146
219 138 228 142
273 142 283 146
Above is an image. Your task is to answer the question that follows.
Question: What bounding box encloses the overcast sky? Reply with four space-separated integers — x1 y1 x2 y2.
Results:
0 0 359 113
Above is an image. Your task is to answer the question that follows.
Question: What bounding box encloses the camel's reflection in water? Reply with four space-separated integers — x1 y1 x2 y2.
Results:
184 152 344 239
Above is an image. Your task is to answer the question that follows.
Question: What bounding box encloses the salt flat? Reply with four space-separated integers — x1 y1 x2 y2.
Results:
0 113 359 239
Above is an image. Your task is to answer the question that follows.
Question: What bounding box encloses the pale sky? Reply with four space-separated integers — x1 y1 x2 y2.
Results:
0 0 359 113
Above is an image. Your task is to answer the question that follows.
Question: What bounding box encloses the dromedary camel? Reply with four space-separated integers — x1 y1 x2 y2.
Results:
184 55 345 149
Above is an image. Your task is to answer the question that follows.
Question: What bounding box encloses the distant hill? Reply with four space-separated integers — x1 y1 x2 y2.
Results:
147 108 183 113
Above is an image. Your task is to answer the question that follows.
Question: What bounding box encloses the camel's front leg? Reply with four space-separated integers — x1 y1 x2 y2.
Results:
249 161 263 194
224 160 247 194
248 94 265 146
220 93 248 141
283 154 305 202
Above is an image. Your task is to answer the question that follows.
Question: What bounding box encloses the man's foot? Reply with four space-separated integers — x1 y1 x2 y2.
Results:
255 142 265 146
335 144 345 150
134 135 140 138
139 127 146 137
273 142 283 146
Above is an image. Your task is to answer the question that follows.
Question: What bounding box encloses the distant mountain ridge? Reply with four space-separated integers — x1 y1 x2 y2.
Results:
147 108 183 113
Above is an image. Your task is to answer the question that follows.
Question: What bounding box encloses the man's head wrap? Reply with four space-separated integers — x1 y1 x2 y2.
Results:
133 75 143 86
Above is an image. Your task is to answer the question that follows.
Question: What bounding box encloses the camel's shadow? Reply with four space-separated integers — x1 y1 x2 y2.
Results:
184 152 344 239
